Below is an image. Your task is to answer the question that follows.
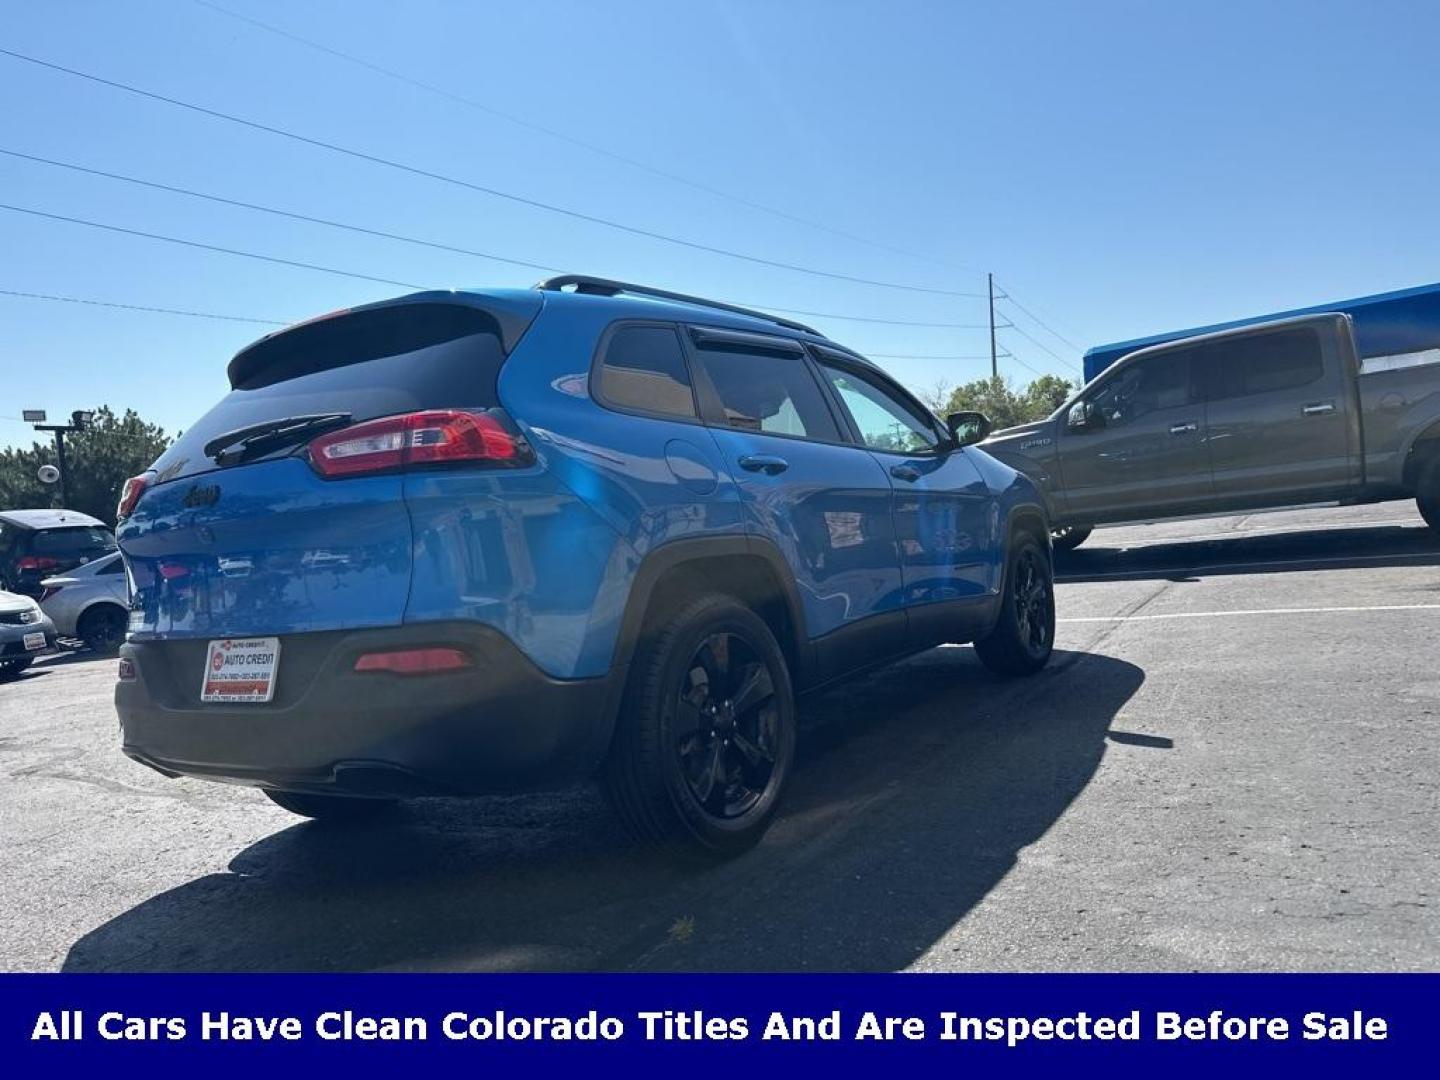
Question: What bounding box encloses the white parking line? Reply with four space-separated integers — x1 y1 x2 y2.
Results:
1056 550 1438 582
1060 603 1440 623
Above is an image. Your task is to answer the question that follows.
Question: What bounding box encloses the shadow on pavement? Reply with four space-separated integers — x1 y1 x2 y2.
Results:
1058 521 1440 583
63 646 1144 972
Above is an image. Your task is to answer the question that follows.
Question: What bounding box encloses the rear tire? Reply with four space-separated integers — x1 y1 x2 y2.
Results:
78 604 128 654
975 534 1056 677
1417 458 1440 534
1051 525 1092 552
0 658 34 681
264 789 398 822
603 593 796 858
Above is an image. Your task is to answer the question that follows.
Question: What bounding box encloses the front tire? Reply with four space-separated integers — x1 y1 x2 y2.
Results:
1051 525 1092 552
974 534 1056 677
1417 458 1440 534
264 790 397 822
0 658 34 681
603 593 796 858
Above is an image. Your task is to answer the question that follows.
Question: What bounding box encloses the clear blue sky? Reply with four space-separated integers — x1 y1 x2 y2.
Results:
5 0 1440 448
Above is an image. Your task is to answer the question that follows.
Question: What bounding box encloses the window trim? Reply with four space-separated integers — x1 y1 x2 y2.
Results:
684 325 857 448
587 319 704 426
811 347 950 457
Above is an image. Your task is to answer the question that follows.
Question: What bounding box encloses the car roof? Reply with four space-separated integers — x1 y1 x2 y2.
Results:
0 509 109 530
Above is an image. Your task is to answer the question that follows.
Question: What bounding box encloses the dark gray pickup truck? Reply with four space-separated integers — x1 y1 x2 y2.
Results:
983 311 1440 549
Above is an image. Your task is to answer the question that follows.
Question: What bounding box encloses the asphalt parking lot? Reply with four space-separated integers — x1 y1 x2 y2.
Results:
1 503 1436 972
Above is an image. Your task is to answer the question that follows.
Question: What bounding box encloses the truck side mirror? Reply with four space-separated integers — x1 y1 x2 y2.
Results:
946 411 992 447
1067 400 1103 432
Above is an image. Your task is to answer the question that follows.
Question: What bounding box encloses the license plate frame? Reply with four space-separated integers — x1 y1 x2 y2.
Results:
201 637 281 704
22 631 46 652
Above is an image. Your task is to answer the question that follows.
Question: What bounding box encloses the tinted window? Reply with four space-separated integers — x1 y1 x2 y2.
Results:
96 555 126 575
820 362 939 453
693 345 840 441
33 527 117 558
1081 348 1198 428
150 306 506 484
596 325 696 418
1209 328 1323 398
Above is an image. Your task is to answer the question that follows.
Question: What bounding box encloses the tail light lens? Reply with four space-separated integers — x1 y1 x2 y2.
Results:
307 409 532 479
16 556 60 572
117 474 150 521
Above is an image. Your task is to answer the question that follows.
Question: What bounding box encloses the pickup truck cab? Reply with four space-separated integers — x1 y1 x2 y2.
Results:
983 308 1440 547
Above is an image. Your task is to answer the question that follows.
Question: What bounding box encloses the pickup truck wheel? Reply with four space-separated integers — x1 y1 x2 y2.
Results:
603 593 796 858
1051 525 1092 552
1417 458 1440 534
264 790 398 822
974 535 1056 677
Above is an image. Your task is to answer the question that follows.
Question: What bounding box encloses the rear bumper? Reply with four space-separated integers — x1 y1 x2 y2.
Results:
115 622 623 797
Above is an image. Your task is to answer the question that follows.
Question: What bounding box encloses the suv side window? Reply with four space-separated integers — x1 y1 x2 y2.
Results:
692 342 841 441
1208 327 1323 398
596 324 697 418
1075 347 1198 430
818 361 940 453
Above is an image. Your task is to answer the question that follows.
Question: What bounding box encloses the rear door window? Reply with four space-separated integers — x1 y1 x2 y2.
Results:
596 325 697 418
691 341 841 441
1207 328 1324 398
149 304 507 484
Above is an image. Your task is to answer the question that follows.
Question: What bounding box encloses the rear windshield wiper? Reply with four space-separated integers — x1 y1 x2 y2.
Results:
204 412 352 466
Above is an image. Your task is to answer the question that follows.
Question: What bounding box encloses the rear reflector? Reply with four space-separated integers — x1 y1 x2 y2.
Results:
117 657 137 681
352 647 472 676
307 409 530 478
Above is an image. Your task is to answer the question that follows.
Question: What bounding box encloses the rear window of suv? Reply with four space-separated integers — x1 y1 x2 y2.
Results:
33 526 117 558
150 303 507 484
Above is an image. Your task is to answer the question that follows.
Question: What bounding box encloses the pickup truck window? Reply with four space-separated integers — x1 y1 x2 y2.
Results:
1077 348 1198 429
1209 327 1323 398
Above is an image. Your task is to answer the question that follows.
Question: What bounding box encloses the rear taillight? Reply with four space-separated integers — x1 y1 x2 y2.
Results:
16 556 60 572
307 409 531 479
117 656 137 681
352 647 472 675
117 474 150 520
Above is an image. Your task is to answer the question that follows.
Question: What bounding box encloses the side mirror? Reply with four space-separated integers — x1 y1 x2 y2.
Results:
1067 400 1103 432
946 411 992 447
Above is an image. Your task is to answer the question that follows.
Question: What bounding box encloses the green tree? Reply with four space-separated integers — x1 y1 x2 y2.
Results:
936 373 1076 431
0 407 171 525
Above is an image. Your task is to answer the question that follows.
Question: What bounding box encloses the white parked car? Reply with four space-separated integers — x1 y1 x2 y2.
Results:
39 551 131 653
0 589 57 680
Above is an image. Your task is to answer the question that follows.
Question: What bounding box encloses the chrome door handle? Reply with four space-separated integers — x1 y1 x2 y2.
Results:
737 453 789 475
890 464 921 482
1169 421 1198 435
1302 402 1336 416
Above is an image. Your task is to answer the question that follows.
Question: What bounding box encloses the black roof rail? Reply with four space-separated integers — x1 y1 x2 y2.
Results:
535 274 822 337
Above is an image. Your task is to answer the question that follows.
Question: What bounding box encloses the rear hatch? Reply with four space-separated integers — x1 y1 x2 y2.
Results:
119 293 539 640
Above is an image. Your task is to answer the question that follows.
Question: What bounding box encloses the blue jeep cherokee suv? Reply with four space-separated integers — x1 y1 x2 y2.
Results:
115 276 1055 855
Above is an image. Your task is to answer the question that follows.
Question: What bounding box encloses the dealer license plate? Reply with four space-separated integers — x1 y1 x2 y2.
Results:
22 631 46 652
201 637 280 703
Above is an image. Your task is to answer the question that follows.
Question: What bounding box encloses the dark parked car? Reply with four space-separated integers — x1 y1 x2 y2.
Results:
115 277 1056 856
0 509 117 598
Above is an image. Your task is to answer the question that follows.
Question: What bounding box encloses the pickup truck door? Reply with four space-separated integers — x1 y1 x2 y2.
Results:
1199 316 1360 505
1057 343 1214 521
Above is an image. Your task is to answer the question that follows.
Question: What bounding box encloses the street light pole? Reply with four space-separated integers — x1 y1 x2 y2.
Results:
28 409 94 509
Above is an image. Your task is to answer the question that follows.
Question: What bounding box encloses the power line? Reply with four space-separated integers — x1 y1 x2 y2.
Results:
0 288 284 325
0 148 993 331
1000 321 1083 375
189 0 973 276
0 46 983 299
866 352 996 361
0 198 990 331
0 202 429 290
993 279 1085 353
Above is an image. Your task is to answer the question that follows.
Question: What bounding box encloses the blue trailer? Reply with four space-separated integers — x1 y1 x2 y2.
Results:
1084 281 1440 384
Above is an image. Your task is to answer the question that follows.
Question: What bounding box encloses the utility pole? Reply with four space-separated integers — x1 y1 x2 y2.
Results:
26 409 94 509
987 272 998 381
